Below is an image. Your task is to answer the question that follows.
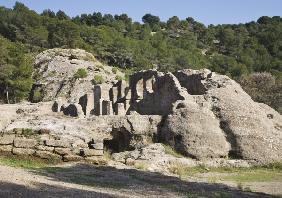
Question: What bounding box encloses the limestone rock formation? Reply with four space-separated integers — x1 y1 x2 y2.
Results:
174 69 282 163
1 49 281 167
31 48 124 103
129 70 190 115
161 101 231 159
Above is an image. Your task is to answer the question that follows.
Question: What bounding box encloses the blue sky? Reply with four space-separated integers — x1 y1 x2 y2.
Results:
0 0 281 25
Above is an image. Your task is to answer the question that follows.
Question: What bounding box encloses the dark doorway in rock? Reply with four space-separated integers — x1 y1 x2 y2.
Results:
79 94 87 116
104 128 133 153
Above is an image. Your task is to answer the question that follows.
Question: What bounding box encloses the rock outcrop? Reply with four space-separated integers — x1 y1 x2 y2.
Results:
161 101 230 159
31 48 124 103
173 69 282 163
1 49 281 167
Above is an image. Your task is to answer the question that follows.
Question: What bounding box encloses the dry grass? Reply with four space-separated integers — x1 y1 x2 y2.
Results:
134 161 149 171
162 144 183 158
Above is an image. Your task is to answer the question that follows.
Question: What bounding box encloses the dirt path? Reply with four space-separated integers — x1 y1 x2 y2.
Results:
0 164 276 198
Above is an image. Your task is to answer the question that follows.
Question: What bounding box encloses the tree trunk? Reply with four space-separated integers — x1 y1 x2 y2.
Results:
5 86 9 104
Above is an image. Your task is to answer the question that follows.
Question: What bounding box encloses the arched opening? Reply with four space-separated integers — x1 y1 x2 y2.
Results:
104 128 133 153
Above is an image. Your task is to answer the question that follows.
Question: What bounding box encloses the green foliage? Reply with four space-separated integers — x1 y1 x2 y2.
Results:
240 72 282 113
168 163 282 182
74 68 88 79
142 13 160 28
0 2 281 112
0 36 33 103
22 128 35 137
47 20 81 48
162 144 183 158
134 162 149 171
32 88 43 103
0 155 58 169
92 75 104 85
112 67 118 74
115 75 123 81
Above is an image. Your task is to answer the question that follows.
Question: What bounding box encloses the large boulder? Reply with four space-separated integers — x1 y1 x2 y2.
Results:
174 69 282 164
161 101 230 159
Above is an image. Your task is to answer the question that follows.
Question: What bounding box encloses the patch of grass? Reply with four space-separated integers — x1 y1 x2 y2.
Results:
168 162 282 183
162 144 183 158
22 128 35 137
74 68 88 79
134 162 149 171
223 169 282 182
0 155 56 169
103 149 112 161
203 163 282 183
32 88 43 103
208 177 218 184
115 75 123 81
92 75 104 85
263 162 282 170
83 54 96 62
112 67 118 74
168 163 208 179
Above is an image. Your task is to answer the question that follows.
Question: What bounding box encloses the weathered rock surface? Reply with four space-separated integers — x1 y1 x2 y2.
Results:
31 48 124 103
161 101 230 159
129 70 191 115
0 102 162 163
174 69 282 163
1 48 281 167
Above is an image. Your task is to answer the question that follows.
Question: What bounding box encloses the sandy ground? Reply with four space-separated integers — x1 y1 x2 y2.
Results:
0 163 278 198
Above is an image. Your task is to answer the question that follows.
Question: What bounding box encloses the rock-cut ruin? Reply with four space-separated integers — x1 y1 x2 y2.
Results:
0 49 281 169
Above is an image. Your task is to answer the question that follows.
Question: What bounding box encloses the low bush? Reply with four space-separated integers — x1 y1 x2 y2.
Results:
92 75 104 85
74 68 88 79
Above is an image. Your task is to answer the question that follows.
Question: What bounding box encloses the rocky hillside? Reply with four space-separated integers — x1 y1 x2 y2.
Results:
0 48 281 174
31 48 124 103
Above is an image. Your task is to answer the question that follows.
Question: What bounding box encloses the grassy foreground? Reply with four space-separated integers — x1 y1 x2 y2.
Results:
169 162 282 183
0 155 281 197
1 155 282 187
1 155 282 183
0 155 57 169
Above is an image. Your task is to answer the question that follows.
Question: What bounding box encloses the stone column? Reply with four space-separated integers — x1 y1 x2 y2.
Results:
117 80 127 99
94 85 101 106
102 100 113 115
86 92 95 117
110 86 119 104
114 103 126 115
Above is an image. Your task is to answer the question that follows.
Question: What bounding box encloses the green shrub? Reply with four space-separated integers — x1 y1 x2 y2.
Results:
32 89 43 103
92 75 104 85
74 68 88 79
115 75 123 81
112 67 118 74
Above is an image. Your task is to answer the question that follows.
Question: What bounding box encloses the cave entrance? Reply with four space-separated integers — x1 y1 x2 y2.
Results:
104 128 133 153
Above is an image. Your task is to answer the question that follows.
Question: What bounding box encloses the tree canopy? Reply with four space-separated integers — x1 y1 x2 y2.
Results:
0 2 281 112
